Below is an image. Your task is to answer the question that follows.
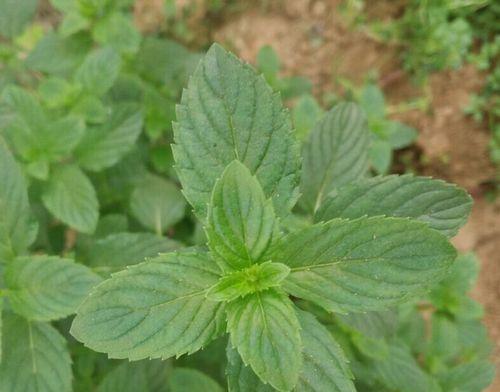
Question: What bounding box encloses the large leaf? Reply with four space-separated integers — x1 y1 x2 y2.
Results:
315 175 472 237
0 143 37 261
226 289 302 391
168 368 223 392
0 313 72 392
295 310 355 392
0 0 38 38
129 174 186 234
97 360 170 392
226 345 275 392
75 105 143 172
271 217 456 313
206 161 278 272
300 103 370 212
173 43 300 220
83 232 181 277
42 165 99 233
75 47 121 96
71 250 225 360
5 255 101 321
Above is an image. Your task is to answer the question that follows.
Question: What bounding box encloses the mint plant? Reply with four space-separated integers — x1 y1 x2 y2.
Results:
70 44 484 391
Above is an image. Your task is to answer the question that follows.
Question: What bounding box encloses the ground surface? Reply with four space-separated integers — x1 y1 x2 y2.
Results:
121 0 498 388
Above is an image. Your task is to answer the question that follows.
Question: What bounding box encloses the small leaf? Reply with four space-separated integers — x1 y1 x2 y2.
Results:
92 13 141 55
0 0 38 38
206 261 290 302
129 174 186 234
257 45 280 81
173 43 300 220
295 310 355 392
76 47 121 96
359 83 385 121
75 105 143 171
5 255 101 321
0 143 37 261
226 289 302 391
315 174 472 237
71 250 225 360
301 103 370 212
369 138 392 174
83 232 181 277
169 368 224 392
0 313 72 392
292 94 323 140
271 217 456 313
386 120 418 149
42 164 99 233
206 161 278 272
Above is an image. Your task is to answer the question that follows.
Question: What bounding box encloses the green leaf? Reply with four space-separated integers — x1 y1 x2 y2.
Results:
173 43 300 220
5 255 101 321
42 164 99 233
369 138 392 174
0 313 72 392
271 217 456 313
71 250 225 360
129 174 186 234
26 32 92 75
97 359 170 392
206 161 278 272
0 0 38 38
292 94 323 140
226 289 302 391
359 83 385 121
315 174 472 237
0 143 37 261
439 361 495 392
92 13 141 55
301 102 370 212
226 345 275 392
83 232 181 276
75 105 142 171
257 45 280 80
386 120 418 149
76 47 121 96
38 77 82 108
295 310 355 392
169 368 223 392
206 261 290 302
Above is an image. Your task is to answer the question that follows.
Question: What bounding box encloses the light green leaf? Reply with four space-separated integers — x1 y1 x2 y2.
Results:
301 103 370 212
92 13 141 55
26 32 92 75
359 83 385 121
76 47 121 96
83 232 181 276
369 138 392 174
5 255 101 321
0 143 37 261
0 313 72 392
206 160 278 272
0 0 38 38
169 368 223 392
386 121 418 149
439 361 495 392
42 164 99 233
173 43 300 220
129 174 186 234
315 174 472 237
38 77 81 108
71 250 225 360
75 105 143 171
271 217 456 313
0 298 2 361
226 345 275 392
226 289 302 391
206 261 290 302
257 45 280 80
97 359 170 392
295 310 355 392
292 94 323 140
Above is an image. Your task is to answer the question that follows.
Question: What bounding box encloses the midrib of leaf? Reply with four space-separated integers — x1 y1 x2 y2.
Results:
126 288 208 313
28 321 38 375
154 205 162 237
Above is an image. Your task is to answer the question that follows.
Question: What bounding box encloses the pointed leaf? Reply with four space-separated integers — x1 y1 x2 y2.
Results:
173 43 300 220
75 105 143 172
42 164 99 233
76 47 121 96
300 103 370 212
0 143 37 261
271 217 456 313
226 289 302 391
0 313 72 392
83 232 181 277
5 255 101 321
226 345 275 392
206 160 278 272
129 174 186 234
71 250 225 360
315 175 472 237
